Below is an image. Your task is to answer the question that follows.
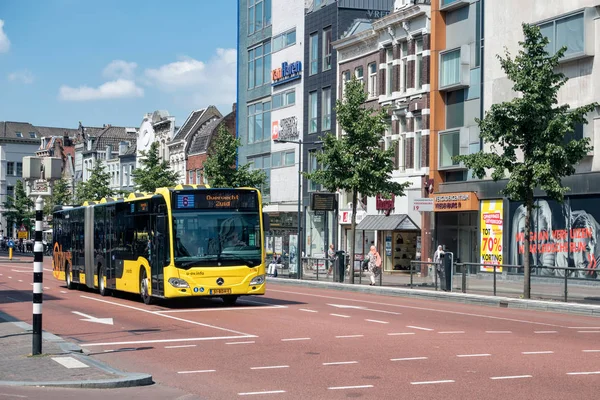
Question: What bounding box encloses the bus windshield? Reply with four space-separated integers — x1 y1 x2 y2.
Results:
172 210 262 268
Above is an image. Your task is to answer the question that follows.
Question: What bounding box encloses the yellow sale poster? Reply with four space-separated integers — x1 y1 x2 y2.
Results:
480 200 503 272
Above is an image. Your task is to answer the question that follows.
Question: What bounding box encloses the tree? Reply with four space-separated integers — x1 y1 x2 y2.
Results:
454 24 598 298
131 141 180 192
44 178 73 216
74 160 113 204
203 125 267 188
4 179 34 236
305 77 410 283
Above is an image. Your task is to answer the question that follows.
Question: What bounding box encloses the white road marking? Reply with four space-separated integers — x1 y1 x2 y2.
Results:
281 338 311 342
569 327 600 329
486 331 512 334
567 371 600 375
336 335 364 338
80 295 255 337
226 341 255 345
439 331 465 334
157 305 287 313
577 331 600 333
17 280 22 282
178 370 216 374
522 351 554 355
391 357 428 361
72 311 113 325
407 326 433 331
268 289 569 328
0 392 27 398
44 287 49 290
299 308 318 313
365 319 388 324
238 390 286 396
411 380 454 385
81 336 253 347
582 350 600 353
6 297 19 302
330 313 350 318
534 331 557 334
51 356 89 369
8 276 11 279
328 385 373 390
387 332 415 336
457 354 491 358
490 375 532 380
322 361 358 366
327 303 401 315
60 290 67 294
165 344 197 349
250 365 289 370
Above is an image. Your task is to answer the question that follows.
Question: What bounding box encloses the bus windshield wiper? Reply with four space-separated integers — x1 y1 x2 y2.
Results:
217 253 256 267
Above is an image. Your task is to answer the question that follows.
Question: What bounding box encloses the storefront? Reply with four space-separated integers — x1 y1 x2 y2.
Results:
264 207 298 270
434 192 480 263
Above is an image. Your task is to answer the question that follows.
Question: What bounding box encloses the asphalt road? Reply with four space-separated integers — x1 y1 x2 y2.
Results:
2 258 600 399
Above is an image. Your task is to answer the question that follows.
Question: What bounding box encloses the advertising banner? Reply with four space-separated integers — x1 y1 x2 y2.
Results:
480 200 503 272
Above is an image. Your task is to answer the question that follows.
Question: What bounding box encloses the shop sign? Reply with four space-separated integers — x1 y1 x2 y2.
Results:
376 195 395 211
433 192 479 212
480 200 504 272
339 210 366 225
271 116 299 141
272 61 302 87
413 198 434 212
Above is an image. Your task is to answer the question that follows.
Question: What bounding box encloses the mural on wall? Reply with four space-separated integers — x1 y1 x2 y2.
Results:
509 197 600 279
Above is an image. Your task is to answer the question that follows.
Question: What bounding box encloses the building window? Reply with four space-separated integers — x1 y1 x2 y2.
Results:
368 62 377 98
272 89 295 109
248 41 271 90
250 155 270 196
7 162 14 175
399 115 407 133
309 91 318 133
15 132 23 138
440 49 461 88
16 162 22 176
414 132 422 170
416 38 423 89
272 152 281 167
386 48 393 95
310 33 319 75
188 170 194 184
322 27 332 71
355 66 364 85
539 12 584 57
322 87 331 131
341 70 351 98
284 151 295 166
196 169 202 184
446 89 465 129
29 132 36 138
401 41 408 92
308 151 321 192
248 100 272 144
248 0 271 35
439 131 460 168
273 28 296 52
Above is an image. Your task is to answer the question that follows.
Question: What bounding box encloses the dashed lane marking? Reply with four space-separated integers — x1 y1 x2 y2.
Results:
250 365 290 370
490 375 532 380
60 290 67 294
486 331 512 334
330 313 350 318
299 308 318 313
411 380 454 385
17 280 22 282
577 331 600 333
226 341 255 345
387 332 415 336
281 338 311 342
407 326 433 331
178 370 216 374
51 356 89 369
165 344 197 349
439 331 465 334
534 331 557 334
569 327 600 329
323 361 358 366
328 385 373 390
522 351 554 355
157 305 287 313
567 371 600 375
81 336 253 347
365 319 388 324
457 354 491 358
391 357 428 361
336 335 364 338
238 390 286 396
582 350 600 353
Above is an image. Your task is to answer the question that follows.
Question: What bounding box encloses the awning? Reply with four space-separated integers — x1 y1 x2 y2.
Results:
356 214 420 231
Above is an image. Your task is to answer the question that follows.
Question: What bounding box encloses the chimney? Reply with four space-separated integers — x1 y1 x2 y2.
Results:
119 141 128 156
232 103 237 113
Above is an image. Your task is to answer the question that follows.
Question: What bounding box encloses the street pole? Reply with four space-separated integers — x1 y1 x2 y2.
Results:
297 140 302 280
32 196 44 355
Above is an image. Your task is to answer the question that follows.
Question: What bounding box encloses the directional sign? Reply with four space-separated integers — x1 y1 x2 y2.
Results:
72 311 114 325
412 198 434 212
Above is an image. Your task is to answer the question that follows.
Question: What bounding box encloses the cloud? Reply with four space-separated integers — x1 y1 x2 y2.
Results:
144 48 236 107
0 20 10 53
8 70 34 84
59 79 144 101
102 60 138 80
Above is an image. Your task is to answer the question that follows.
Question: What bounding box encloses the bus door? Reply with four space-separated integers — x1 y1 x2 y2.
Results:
152 215 166 296
105 205 115 286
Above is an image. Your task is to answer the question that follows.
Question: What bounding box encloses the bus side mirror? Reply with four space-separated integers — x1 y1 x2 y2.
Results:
262 212 270 232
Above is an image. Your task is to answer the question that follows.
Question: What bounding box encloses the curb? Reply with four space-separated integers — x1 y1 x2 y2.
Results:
268 277 600 316
0 311 154 389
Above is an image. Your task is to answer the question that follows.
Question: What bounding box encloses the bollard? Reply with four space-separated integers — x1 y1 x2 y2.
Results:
8 247 12 260
32 196 44 356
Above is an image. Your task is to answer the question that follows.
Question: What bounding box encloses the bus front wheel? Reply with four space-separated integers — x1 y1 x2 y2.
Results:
222 295 239 306
98 266 108 297
140 268 154 305
65 264 76 290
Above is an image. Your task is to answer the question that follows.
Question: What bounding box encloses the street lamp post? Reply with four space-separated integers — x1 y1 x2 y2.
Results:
274 139 322 279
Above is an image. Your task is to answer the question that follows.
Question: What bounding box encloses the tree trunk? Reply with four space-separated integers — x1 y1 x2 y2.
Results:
523 197 533 299
349 190 358 285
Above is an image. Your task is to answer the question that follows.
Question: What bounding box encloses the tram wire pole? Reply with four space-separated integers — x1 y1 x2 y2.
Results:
32 196 44 355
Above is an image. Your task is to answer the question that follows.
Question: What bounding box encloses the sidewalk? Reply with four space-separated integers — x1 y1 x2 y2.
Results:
0 311 152 388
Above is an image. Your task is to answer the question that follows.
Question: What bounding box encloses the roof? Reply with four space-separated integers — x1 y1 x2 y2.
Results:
341 19 372 39
35 125 80 138
356 214 420 231
0 121 40 140
89 126 137 152
188 117 223 155
172 109 206 141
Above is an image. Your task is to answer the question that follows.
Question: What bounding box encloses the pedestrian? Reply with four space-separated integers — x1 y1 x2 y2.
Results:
326 244 336 277
433 245 445 289
367 245 382 286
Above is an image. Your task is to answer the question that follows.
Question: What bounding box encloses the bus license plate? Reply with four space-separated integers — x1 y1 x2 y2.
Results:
211 288 231 295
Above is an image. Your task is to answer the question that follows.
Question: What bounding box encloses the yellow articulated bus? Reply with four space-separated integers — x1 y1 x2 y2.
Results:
52 185 270 305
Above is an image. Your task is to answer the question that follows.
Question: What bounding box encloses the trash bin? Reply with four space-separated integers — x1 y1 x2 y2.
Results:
442 255 453 292
336 251 346 283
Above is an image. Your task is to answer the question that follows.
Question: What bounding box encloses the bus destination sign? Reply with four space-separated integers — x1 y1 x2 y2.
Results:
174 191 258 210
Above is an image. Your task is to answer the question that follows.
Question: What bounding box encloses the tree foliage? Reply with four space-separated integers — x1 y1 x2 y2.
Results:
305 77 410 283
131 141 180 192
4 179 34 236
74 160 113 204
454 24 598 298
44 178 73 216
203 125 267 188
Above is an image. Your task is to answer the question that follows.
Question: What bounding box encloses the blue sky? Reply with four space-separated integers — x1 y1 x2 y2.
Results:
0 0 237 129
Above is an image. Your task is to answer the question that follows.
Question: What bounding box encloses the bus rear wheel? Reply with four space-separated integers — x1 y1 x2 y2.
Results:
140 268 154 305
222 295 239 306
65 264 76 290
98 266 108 297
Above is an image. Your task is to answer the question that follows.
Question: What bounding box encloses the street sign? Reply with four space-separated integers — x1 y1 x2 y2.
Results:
18 231 28 239
412 198 434 212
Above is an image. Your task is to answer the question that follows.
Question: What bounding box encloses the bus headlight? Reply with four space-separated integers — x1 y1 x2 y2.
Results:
249 274 266 285
168 278 190 288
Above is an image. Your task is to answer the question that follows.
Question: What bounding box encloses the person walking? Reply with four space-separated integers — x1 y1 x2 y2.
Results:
367 245 382 286
433 245 445 290
326 244 336 277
